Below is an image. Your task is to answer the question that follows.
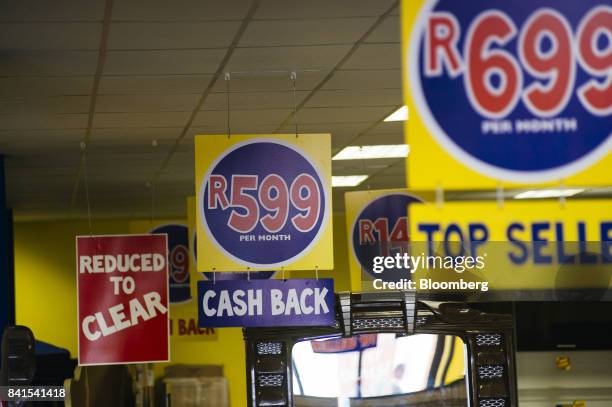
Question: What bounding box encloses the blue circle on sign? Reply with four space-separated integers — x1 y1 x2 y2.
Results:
409 0 612 182
351 193 422 280
200 139 328 268
150 224 191 304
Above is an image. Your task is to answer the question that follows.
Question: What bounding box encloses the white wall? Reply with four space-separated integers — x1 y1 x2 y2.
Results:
517 351 612 407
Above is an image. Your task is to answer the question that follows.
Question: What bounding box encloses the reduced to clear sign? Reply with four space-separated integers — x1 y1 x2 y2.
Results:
198 279 335 328
76 234 170 365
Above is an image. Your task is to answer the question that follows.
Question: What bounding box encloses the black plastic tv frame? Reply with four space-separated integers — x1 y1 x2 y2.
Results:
244 291 517 407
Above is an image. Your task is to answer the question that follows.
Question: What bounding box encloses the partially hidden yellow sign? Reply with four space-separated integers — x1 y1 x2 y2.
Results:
401 0 612 189
195 134 333 272
344 189 432 291
408 200 612 292
129 217 215 341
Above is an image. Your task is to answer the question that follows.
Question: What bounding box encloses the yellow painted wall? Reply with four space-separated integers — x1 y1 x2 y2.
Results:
14 219 130 354
13 212 351 406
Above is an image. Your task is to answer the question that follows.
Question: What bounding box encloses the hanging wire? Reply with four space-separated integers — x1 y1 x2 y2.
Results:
496 182 504 209
150 181 156 223
150 139 157 223
361 149 371 190
80 142 93 236
559 181 566 208
225 72 231 138
291 71 299 137
436 184 444 209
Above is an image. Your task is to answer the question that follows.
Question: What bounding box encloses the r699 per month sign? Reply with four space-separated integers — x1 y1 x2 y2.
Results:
405 0 612 185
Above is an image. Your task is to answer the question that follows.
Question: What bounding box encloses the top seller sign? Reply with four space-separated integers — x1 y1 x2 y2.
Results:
403 0 612 188
76 234 170 365
195 134 334 272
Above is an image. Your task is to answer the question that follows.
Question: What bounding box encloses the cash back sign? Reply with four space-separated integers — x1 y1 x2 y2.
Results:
76 234 170 365
195 134 333 271
402 0 612 188
198 279 335 328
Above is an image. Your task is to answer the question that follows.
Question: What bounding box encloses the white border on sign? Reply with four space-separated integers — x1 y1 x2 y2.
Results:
198 138 331 269
349 192 424 271
76 233 171 366
408 2 612 183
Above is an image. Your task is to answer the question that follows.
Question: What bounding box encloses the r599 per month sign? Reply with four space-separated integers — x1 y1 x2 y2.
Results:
195 134 334 272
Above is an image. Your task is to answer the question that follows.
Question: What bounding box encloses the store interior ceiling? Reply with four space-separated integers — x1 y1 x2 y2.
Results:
1 0 610 221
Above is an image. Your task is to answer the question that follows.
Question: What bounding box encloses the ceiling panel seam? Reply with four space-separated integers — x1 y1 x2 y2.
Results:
335 104 403 153
68 0 115 211
272 0 399 133
152 0 261 182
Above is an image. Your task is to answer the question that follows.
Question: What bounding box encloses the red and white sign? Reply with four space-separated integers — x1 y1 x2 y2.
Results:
76 234 170 365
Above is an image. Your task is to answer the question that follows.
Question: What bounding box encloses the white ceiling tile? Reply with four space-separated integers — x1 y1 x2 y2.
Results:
0 95 90 114
0 23 101 50
113 0 251 21
376 161 406 176
256 0 395 19
0 50 97 76
86 150 168 169
0 0 105 22
278 122 368 147
332 160 394 174
368 120 403 135
99 74 211 94
0 114 87 130
366 173 406 186
93 112 191 128
299 106 393 124
104 49 226 75
365 15 399 43
5 154 80 183
0 129 83 155
85 137 180 158
226 45 350 72
6 162 77 177
0 77 93 97
90 127 181 141
210 70 326 92
108 21 241 49
341 43 401 70
95 94 199 112
356 132 404 146
306 88 400 107
193 108 291 128
239 18 374 47
201 90 308 110
324 69 401 90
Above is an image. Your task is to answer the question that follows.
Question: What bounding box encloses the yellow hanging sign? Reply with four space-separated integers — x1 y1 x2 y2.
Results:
129 217 215 341
195 134 334 272
401 0 612 189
